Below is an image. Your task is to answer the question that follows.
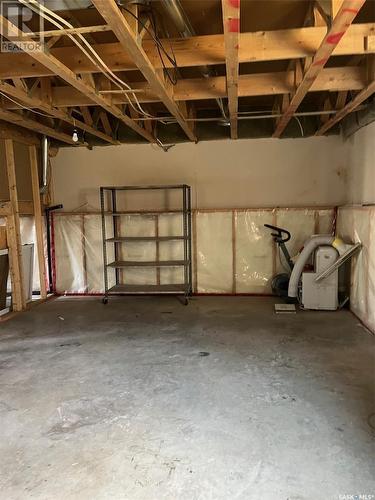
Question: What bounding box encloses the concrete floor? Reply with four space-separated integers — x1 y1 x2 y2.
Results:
0 297 374 500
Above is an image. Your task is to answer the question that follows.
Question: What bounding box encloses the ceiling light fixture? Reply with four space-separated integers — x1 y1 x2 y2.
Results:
72 118 79 143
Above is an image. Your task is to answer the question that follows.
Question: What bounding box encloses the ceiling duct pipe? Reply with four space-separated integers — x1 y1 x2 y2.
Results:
160 0 228 121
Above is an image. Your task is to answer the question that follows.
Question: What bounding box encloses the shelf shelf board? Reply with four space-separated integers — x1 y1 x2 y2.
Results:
106 236 186 243
107 284 186 294
101 185 188 191
107 210 185 216
107 260 188 268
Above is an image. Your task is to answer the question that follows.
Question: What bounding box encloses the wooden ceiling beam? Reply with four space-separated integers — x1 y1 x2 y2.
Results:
99 111 113 137
0 107 80 145
4 66 365 109
0 15 155 143
273 0 365 138
80 106 94 126
91 0 196 141
316 56 375 135
19 24 111 39
222 0 240 139
0 23 373 80
0 120 40 145
315 81 375 134
0 81 119 144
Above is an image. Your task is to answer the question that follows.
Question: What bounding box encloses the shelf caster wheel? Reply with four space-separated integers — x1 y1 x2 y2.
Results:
102 297 108 305
183 297 188 306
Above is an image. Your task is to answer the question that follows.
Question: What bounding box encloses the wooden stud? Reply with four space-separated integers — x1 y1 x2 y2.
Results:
273 0 365 138
320 95 333 123
314 210 320 234
232 210 237 294
0 107 80 145
5 139 25 311
193 210 198 293
138 17 151 42
21 24 111 39
46 35 62 49
0 201 35 216
155 215 160 286
332 0 343 17
80 106 94 126
335 90 348 109
222 0 240 139
0 120 40 145
10 66 365 109
315 80 375 135
91 0 196 141
0 15 155 144
29 145 47 300
0 23 373 80
81 215 88 292
272 210 277 278
40 77 52 107
0 80 118 144
99 111 113 137
121 4 138 35
12 77 28 92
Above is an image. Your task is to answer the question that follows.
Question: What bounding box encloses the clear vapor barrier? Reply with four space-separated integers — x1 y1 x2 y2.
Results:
52 207 335 296
337 206 375 333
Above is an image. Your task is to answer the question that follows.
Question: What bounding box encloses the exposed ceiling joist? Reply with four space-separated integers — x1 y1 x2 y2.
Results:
19 24 111 38
0 15 155 144
316 83 375 135
273 0 366 138
0 80 119 144
0 107 80 145
0 119 41 145
91 0 196 142
222 0 240 139
93 0 197 141
4 67 366 109
0 23 373 80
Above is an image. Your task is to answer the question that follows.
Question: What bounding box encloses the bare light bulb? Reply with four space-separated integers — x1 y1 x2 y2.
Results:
72 128 79 143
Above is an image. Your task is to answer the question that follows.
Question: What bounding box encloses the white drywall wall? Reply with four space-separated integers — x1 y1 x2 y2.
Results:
345 121 375 204
51 136 348 211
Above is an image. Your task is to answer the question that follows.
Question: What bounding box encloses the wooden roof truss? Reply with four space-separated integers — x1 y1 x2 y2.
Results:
0 0 373 146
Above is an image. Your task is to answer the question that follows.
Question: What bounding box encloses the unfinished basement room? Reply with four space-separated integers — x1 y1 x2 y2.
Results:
0 0 374 498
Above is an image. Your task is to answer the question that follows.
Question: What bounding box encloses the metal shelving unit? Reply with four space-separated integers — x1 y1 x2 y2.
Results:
100 185 192 304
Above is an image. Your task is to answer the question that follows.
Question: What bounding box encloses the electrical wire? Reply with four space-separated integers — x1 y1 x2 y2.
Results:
294 116 304 137
122 6 179 86
18 0 155 120
10 0 176 149
21 0 178 149
0 90 57 118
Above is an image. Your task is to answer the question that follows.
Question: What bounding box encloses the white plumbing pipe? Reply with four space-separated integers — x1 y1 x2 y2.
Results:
288 235 335 298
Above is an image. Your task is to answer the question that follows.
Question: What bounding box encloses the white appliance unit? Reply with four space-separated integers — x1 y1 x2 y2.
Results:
302 246 338 310
288 235 362 311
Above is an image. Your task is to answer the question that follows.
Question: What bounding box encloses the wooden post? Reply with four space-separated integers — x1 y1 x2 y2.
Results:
29 144 47 299
232 210 237 294
5 139 25 311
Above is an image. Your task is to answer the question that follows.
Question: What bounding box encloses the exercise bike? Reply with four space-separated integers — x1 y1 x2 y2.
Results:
264 224 294 299
265 224 362 308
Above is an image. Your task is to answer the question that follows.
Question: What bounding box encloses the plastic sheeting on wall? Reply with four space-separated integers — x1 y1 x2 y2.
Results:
235 211 274 294
20 216 41 292
337 206 375 333
52 207 335 296
196 212 233 293
0 216 42 293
